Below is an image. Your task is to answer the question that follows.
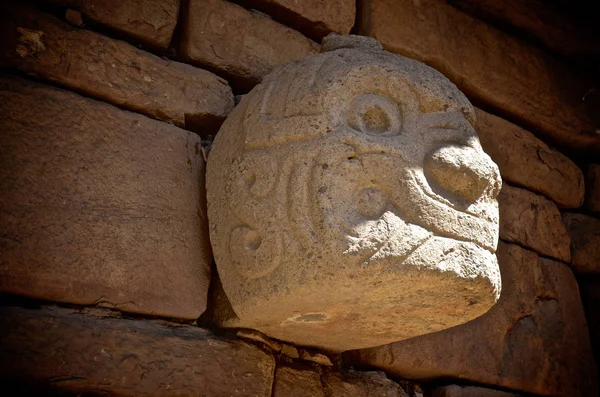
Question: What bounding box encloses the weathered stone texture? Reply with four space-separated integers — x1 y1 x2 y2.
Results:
208 35 502 352
237 0 355 39
179 0 319 90
345 242 597 397
44 0 180 50
431 385 523 397
586 164 600 213
449 0 599 57
0 75 211 320
475 108 584 208
0 3 233 135
562 213 600 274
273 366 409 397
498 184 570 262
0 306 275 396
357 0 600 152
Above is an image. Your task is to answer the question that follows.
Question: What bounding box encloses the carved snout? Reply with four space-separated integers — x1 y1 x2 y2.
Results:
424 145 501 203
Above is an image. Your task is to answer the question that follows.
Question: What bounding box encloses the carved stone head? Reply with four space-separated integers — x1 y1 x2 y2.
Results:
207 35 502 351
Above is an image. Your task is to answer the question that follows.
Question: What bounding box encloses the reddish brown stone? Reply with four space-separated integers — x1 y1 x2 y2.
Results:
180 0 319 90
236 0 355 39
0 75 211 320
475 108 584 208
64 8 83 26
0 306 275 396
586 164 600 214
449 0 599 57
0 3 233 136
345 242 597 397
499 184 570 262
357 0 600 152
44 0 180 50
273 366 409 397
562 213 600 274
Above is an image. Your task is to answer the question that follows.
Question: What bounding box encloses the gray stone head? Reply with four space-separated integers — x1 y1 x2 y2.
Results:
206 34 502 351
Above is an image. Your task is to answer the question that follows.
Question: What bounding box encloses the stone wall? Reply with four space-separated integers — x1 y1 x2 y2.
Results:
0 0 598 396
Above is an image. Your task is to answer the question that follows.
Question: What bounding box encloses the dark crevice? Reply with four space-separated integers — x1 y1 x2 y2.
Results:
166 0 189 59
0 293 197 325
350 0 363 35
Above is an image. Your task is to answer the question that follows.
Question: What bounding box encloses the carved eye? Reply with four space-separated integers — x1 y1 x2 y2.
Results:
348 94 401 136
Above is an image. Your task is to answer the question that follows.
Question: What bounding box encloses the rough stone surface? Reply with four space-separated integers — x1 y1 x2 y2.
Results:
179 0 319 90
273 366 409 397
562 213 600 274
0 75 211 320
431 385 523 397
236 0 355 40
0 3 233 135
475 108 584 208
498 184 570 262
208 35 502 351
299 349 334 366
357 0 600 152
237 328 283 351
64 8 83 26
44 0 180 50
449 0 599 57
0 306 275 396
586 164 600 214
344 242 597 397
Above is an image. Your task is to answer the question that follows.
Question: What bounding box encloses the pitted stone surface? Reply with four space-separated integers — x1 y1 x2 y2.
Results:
207 35 502 351
0 75 211 320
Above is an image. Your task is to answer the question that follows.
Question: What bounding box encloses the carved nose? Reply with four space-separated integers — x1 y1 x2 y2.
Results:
424 145 500 203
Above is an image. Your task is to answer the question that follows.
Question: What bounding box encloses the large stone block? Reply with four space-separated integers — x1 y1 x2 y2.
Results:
273 366 409 397
357 0 600 152
179 0 319 90
236 0 355 39
207 35 502 352
586 164 600 214
0 75 210 320
43 0 180 50
498 184 570 262
562 213 600 274
475 108 584 208
0 306 275 396
449 0 599 57
0 3 233 135
344 242 597 397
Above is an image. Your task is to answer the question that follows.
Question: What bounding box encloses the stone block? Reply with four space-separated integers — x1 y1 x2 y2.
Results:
586 164 600 214
475 108 584 208
0 306 275 396
179 0 319 90
0 3 233 135
431 385 523 397
562 213 600 274
44 0 180 50
207 35 502 351
236 0 355 39
273 366 408 397
449 0 599 57
344 242 597 397
357 0 600 152
0 75 211 320
498 184 570 262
